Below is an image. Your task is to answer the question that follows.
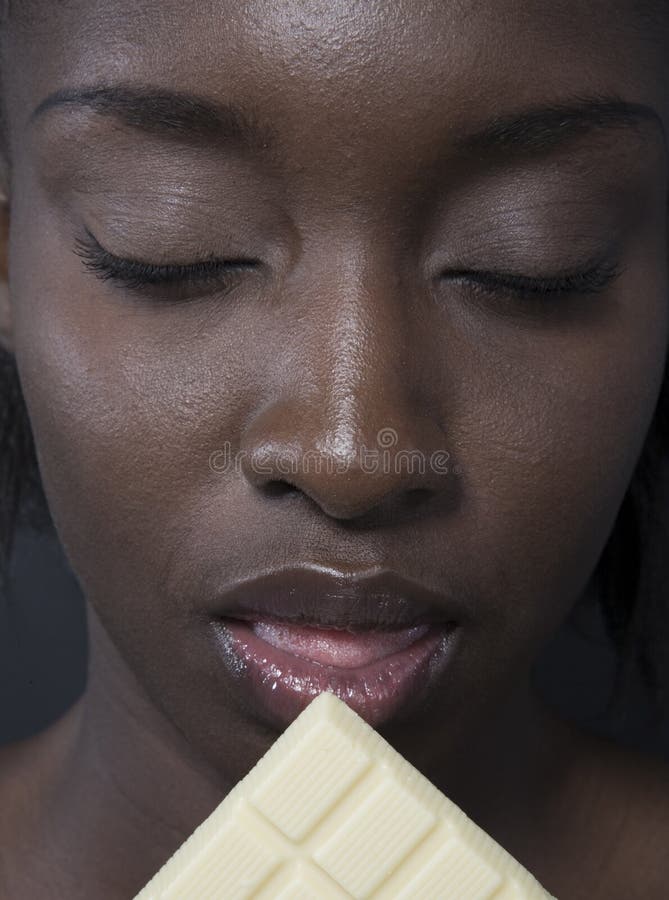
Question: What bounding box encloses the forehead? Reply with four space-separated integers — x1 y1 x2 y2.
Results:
4 1 662 108
1 0 666 189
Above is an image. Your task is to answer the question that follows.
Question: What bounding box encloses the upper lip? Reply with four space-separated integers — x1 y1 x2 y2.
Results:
210 565 464 631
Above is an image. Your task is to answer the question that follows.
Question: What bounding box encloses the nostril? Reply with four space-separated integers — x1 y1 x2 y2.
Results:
406 487 432 508
254 478 437 526
262 480 299 499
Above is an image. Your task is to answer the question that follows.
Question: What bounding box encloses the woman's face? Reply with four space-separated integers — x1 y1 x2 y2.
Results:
1 0 667 775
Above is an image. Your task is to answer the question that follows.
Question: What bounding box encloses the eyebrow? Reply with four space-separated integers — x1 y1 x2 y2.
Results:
455 93 666 158
29 83 278 159
29 83 665 163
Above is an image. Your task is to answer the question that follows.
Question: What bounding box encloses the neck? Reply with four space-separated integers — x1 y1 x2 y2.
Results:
4 606 582 899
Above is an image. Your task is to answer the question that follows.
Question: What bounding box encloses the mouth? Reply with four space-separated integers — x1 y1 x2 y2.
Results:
207 566 464 729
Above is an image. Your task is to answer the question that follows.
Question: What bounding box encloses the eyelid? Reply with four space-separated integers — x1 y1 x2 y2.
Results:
75 225 622 305
442 256 623 299
73 227 260 291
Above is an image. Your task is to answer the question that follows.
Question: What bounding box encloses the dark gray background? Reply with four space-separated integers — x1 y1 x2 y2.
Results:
1 523 668 757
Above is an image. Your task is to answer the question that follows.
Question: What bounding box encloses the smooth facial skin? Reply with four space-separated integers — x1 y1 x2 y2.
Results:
1 1 669 897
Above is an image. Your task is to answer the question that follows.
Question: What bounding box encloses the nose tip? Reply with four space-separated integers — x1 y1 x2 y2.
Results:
239 399 453 522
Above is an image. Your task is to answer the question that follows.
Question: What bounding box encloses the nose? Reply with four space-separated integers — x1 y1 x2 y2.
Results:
239 252 453 522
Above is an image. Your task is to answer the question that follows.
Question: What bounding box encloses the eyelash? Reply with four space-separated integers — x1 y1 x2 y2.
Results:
73 229 258 296
74 228 622 304
443 258 622 303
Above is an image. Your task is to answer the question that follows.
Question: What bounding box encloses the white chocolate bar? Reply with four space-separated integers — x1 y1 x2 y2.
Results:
134 691 556 898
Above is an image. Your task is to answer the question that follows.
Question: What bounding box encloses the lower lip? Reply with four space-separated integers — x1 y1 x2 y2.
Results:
212 617 458 730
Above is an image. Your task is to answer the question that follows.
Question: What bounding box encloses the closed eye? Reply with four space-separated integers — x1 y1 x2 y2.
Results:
442 258 623 302
73 228 260 298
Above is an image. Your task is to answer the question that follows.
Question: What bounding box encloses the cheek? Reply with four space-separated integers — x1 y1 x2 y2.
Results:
11 250 268 610
452 279 668 648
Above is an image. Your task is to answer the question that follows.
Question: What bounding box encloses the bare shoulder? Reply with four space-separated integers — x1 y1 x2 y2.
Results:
0 699 85 828
0 733 41 898
0 731 40 817
0 705 84 899
605 739 669 884
570 725 669 899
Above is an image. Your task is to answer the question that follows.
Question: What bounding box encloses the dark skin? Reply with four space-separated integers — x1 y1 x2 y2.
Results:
0 0 669 897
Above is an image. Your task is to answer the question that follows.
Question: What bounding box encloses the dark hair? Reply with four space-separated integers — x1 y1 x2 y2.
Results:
0 351 52 596
0 0 667 732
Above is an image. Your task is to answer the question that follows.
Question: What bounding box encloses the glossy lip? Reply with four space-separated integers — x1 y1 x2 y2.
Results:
206 565 466 729
212 618 460 729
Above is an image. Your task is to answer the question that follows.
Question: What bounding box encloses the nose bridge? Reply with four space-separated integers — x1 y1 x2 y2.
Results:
315 246 411 460
240 237 450 519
